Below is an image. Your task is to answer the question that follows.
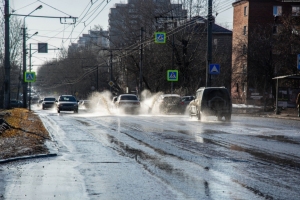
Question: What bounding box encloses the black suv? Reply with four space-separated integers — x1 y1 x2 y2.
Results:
189 87 232 121
56 95 79 113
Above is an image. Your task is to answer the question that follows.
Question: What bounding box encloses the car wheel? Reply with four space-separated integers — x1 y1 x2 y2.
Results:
57 109 60 113
74 109 78 113
225 114 231 121
42 106 45 110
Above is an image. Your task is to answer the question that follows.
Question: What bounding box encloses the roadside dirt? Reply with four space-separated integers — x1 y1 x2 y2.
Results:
0 108 50 160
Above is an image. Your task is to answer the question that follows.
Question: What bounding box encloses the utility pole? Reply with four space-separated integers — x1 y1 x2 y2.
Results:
4 0 10 109
110 50 113 93
171 31 175 94
139 27 144 98
206 0 213 87
22 26 27 108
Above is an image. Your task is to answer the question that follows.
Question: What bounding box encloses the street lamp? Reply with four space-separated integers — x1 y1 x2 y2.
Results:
22 5 42 108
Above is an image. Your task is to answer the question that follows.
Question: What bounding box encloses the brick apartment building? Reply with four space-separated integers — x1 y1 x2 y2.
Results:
231 0 300 105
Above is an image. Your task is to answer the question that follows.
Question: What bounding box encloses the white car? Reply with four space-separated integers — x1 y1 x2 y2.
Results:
115 94 140 114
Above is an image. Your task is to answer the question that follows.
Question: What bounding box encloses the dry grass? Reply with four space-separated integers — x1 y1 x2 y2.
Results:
0 108 50 160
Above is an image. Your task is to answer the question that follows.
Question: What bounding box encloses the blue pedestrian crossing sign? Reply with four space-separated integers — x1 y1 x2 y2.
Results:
155 32 166 44
25 71 36 82
209 64 220 75
167 70 178 81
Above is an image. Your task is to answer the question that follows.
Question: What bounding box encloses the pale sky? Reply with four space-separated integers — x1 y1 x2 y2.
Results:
9 0 233 69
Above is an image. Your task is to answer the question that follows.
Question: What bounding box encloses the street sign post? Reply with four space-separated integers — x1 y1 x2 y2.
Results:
154 32 166 44
38 43 48 53
24 71 36 82
209 64 220 75
108 81 114 87
297 54 300 70
167 70 178 81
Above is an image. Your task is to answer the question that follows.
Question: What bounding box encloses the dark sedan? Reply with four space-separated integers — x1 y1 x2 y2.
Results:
154 94 184 114
10 99 23 108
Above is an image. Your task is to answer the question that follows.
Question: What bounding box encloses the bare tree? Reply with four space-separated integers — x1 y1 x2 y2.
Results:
0 15 23 100
232 14 300 108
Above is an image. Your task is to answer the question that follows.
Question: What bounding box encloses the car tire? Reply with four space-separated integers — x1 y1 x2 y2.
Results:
74 109 78 113
57 109 60 113
42 106 45 110
225 114 231 121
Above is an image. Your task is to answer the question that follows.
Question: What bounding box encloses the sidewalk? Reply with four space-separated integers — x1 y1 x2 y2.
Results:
233 105 300 121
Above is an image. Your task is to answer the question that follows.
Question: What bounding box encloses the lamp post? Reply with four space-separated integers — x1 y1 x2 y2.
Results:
22 5 42 108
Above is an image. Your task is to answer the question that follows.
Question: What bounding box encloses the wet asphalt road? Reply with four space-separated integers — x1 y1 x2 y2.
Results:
0 107 300 199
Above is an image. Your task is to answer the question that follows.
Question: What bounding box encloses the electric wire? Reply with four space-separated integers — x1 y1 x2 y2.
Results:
63 0 107 45
11 0 39 13
37 1 234 89
40 19 203 89
72 0 111 44
37 0 73 17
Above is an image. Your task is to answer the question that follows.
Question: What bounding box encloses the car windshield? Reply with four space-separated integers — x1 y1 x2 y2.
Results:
44 98 56 101
163 97 181 103
182 96 194 101
59 96 76 102
120 95 138 100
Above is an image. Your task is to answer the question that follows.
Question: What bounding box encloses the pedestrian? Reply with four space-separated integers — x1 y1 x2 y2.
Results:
296 92 300 117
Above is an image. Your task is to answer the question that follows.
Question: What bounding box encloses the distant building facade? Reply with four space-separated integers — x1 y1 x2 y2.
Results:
108 0 187 48
231 0 300 104
68 29 109 54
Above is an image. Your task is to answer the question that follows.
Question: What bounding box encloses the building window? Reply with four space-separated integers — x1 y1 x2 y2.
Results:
243 45 247 54
244 6 248 16
242 82 246 93
273 6 282 16
243 26 247 35
292 6 300 16
213 39 218 45
292 26 300 35
129 9 137 13
242 64 247 74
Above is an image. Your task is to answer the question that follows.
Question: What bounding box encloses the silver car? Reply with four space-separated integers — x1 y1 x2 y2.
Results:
115 94 140 114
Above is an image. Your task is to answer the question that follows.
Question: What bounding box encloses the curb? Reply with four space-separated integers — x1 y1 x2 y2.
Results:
0 153 57 164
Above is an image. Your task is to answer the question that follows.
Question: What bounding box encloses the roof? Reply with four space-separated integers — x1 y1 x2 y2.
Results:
188 16 232 34
119 94 137 96
161 94 180 97
272 74 300 80
212 23 232 34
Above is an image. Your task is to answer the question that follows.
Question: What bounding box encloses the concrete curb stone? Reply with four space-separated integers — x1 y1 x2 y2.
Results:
0 153 57 164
